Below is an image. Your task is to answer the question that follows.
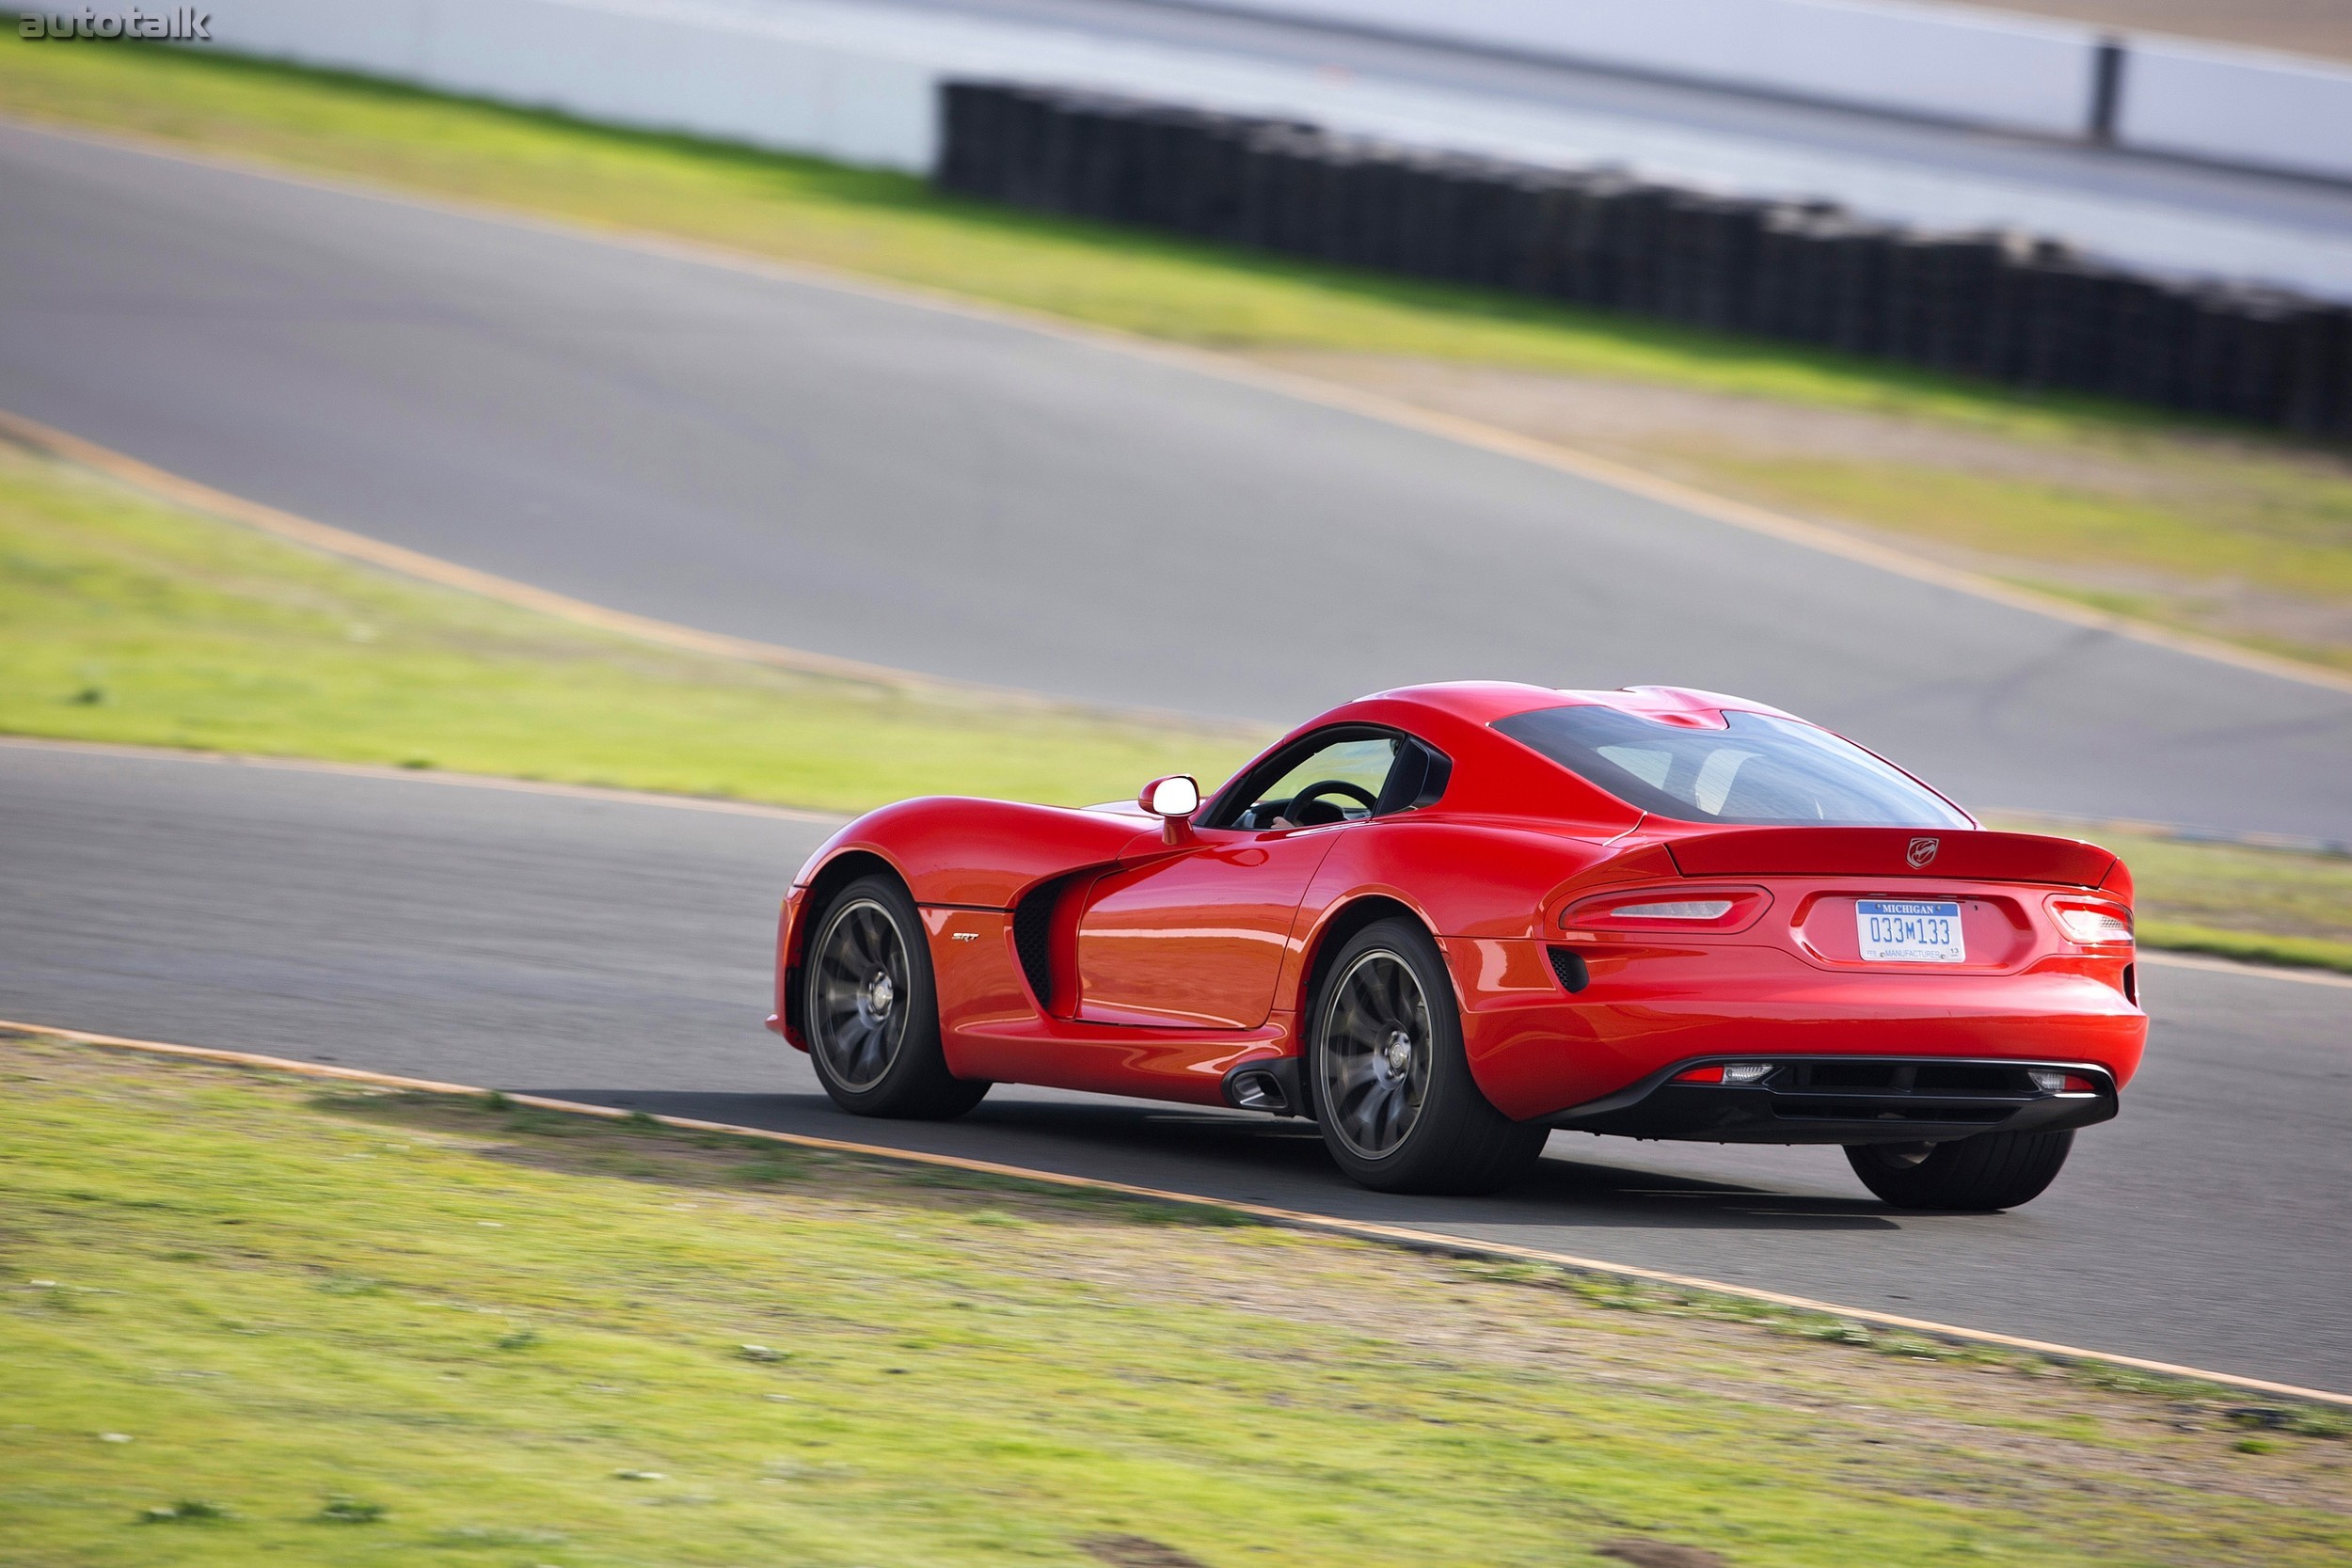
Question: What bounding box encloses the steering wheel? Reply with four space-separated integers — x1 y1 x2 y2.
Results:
1283 778 1378 826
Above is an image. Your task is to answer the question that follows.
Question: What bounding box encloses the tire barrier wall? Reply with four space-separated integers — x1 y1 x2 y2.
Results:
938 81 2352 436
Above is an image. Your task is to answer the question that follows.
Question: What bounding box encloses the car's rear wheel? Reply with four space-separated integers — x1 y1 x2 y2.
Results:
1307 918 1548 1195
803 874 989 1120
1844 1129 2074 1211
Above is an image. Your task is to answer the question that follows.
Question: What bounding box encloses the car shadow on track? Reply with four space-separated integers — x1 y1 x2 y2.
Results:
539 1087 1902 1234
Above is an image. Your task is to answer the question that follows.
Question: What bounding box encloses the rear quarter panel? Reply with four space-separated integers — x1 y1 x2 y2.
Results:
1278 816 1624 1035
1279 818 2147 1122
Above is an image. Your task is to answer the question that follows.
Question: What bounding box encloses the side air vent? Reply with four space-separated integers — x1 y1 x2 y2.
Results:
1547 946 1591 994
1011 879 1059 1009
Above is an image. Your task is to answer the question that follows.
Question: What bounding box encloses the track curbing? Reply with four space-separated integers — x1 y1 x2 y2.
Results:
6 1014 2344 1409
0 734 851 826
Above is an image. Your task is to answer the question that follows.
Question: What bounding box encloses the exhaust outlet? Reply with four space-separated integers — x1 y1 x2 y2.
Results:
1219 1058 1304 1117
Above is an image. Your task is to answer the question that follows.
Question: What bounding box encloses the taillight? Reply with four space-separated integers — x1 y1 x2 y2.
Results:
1611 899 1732 920
2048 897 2133 946
1563 886 1772 935
1673 1062 1772 1085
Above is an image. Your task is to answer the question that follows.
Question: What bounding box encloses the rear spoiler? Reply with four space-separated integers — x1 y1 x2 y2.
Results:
1666 827 2118 889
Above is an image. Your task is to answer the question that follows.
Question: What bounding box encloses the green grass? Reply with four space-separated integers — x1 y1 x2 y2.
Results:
2134 921 2352 974
8 433 2348 965
0 441 1260 812
7 39 2352 671
2115 830 2352 963
5 1035 2348 1568
1693 452 2352 628
1986 818 2352 974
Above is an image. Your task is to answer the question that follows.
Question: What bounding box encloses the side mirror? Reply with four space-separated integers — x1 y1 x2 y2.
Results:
1139 774 1200 844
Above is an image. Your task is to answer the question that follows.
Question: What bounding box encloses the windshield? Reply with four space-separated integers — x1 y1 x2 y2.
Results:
1493 705 1972 829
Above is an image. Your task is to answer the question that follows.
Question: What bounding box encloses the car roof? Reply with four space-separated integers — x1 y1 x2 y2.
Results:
1242 682 1840 827
1344 681 1803 729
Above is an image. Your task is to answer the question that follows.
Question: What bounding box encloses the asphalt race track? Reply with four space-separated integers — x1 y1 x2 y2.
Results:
5 123 2352 838
6 743 2346 1393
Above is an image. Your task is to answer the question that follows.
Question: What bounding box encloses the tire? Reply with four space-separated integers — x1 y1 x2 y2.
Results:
1305 917 1548 1195
802 875 989 1120
1845 1129 2074 1212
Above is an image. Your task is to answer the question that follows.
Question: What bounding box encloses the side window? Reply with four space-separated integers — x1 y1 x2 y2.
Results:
1232 736 1400 830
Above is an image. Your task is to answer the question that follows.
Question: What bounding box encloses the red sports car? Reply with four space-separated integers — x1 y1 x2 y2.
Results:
770 683 2144 1209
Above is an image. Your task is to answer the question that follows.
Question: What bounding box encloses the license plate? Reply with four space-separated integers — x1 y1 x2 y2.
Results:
1855 899 1964 963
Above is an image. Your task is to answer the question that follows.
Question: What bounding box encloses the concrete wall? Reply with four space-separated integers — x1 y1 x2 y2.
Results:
205 0 2352 186
211 0 937 170
1194 0 2099 137
2120 36 2352 184
1202 0 2352 182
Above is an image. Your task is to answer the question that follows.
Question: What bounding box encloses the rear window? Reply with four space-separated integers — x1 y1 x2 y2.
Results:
1493 705 1972 829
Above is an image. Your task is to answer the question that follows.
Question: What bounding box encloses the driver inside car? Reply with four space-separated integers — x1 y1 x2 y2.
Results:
1249 737 1400 829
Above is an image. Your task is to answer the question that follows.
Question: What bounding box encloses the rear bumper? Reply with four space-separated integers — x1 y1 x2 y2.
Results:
1446 938 2146 1120
1544 1055 2119 1144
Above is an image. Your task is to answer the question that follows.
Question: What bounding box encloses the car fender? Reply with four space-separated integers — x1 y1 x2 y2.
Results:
797 797 1154 911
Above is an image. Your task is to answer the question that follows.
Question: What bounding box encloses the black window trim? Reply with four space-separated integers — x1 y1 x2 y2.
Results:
1200 723 1452 831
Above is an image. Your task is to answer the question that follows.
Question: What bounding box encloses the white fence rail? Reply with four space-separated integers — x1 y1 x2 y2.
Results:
1195 0 2098 138
211 0 937 170
2119 36 2352 184
203 0 2352 186
1200 0 2352 181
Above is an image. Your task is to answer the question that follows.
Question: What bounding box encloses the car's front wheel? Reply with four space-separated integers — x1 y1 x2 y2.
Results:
1845 1129 2074 1211
803 874 989 1120
1307 918 1548 1195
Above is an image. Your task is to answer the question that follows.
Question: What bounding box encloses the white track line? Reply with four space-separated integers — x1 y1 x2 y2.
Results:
6 113 2348 700
5 1016 2344 1408
0 735 849 825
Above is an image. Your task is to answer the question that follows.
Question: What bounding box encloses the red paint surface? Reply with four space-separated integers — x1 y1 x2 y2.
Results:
775 683 2148 1120
1075 829 1341 1028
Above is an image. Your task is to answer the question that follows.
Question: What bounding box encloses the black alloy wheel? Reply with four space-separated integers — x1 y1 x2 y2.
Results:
810 895 910 1091
1308 917 1548 1195
1321 947 1436 1160
803 874 989 1119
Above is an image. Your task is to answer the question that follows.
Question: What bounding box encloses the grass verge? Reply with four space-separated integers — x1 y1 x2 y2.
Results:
6 40 2352 671
8 433 2348 964
2134 922 2352 974
4 1033 2347 1568
0 439 1260 812
1985 817 2352 975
